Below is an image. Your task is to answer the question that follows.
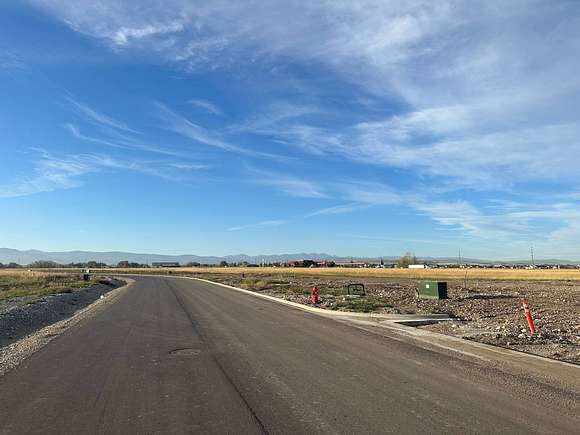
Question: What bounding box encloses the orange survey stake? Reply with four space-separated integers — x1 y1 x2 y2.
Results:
521 298 536 334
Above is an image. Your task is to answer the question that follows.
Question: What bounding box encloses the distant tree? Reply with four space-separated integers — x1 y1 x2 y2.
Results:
66 263 86 268
184 262 201 267
8 262 20 269
117 261 130 268
219 260 229 267
87 261 107 268
397 252 417 268
29 261 60 268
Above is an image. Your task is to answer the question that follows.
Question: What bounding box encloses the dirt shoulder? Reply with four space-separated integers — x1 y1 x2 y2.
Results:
184 272 580 364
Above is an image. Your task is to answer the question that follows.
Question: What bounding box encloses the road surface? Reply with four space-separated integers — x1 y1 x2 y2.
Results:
0 276 578 434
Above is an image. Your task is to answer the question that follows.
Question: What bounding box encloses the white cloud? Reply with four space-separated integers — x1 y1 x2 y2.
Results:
228 219 288 231
0 153 105 198
337 181 401 205
0 51 25 69
305 203 373 217
0 150 206 198
169 163 210 170
188 99 222 115
247 168 327 199
111 20 187 46
157 102 286 160
66 97 140 135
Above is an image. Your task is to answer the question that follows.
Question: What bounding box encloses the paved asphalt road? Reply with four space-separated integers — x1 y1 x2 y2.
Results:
0 276 578 434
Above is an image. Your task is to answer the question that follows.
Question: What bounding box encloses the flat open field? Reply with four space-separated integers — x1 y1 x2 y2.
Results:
42 266 580 281
0 270 96 304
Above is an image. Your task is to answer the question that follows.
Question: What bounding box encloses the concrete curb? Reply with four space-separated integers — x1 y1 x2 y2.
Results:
193 277 452 324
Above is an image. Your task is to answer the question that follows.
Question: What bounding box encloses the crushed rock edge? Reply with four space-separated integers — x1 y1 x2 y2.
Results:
0 278 134 377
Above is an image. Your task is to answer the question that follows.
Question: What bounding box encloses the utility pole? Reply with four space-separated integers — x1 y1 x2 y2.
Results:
530 245 535 268
458 248 462 268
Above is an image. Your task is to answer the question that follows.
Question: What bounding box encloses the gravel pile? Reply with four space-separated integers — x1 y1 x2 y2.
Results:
0 278 123 348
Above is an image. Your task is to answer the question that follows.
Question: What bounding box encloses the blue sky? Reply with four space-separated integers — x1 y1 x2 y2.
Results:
2 1 580 260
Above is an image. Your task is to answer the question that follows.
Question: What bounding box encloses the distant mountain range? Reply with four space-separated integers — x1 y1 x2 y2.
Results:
0 248 389 265
1 248 578 266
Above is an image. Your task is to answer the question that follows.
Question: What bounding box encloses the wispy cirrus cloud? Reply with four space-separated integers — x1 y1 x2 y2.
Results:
228 219 288 231
0 150 207 198
38 1 580 189
0 153 99 198
304 203 374 217
188 99 222 115
0 50 25 69
156 102 287 160
63 121 198 159
63 98 216 165
247 168 327 199
169 162 210 170
24 1 580 255
111 19 187 46
66 96 140 135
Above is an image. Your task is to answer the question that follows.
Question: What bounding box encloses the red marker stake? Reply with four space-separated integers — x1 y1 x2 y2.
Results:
521 298 536 334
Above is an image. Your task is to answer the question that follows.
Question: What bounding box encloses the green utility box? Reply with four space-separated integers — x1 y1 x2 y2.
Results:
417 281 448 299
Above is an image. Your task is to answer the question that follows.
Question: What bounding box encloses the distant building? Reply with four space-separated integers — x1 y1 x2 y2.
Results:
334 261 370 268
284 260 316 268
315 260 336 267
408 264 426 269
151 262 180 268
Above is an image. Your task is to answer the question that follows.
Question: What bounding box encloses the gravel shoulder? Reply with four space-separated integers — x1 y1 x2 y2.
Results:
0 277 124 348
0 278 131 377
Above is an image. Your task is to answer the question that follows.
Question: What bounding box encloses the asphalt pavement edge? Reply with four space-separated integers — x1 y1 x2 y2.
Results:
0 278 134 377
187 276 580 376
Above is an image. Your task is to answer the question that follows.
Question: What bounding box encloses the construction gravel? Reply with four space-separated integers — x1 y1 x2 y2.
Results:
0 278 130 377
0 278 123 348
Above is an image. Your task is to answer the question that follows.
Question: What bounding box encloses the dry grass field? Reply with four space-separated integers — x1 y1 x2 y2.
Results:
64 266 580 281
0 270 95 303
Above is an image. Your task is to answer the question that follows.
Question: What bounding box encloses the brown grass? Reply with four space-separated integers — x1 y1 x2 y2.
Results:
0 270 95 302
7 266 580 281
